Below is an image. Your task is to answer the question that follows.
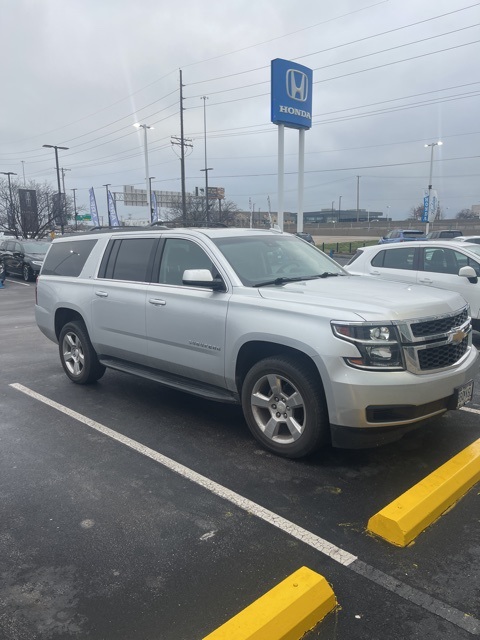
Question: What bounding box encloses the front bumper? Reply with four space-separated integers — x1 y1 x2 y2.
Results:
314 345 479 446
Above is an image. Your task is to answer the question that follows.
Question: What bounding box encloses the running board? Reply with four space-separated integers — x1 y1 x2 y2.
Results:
98 356 239 404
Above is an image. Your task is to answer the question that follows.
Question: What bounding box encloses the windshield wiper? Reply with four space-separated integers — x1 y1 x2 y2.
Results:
254 273 340 288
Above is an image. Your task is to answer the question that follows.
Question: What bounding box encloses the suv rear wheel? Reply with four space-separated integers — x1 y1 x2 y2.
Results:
241 356 329 458
59 321 106 384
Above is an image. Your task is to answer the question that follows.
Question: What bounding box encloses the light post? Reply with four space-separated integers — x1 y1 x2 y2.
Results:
424 141 443 235
43 144 69 234
103 184 111 226
0 171 17 233
133 123 154 220
72 188 78 230
200 96 213 223
149 177 155 222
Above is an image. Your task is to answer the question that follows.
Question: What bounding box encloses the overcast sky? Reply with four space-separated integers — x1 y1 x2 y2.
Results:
1 0 480 223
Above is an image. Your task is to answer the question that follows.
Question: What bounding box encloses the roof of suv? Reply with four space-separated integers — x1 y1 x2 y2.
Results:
58 226 284 242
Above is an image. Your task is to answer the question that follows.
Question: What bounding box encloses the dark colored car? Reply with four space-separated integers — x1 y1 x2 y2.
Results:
0 239 51 281
425 229 463 240
295 231 315 244
378 229 425 244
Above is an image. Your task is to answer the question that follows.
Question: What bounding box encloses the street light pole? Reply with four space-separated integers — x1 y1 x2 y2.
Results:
200 96 213 223
43 144 69 234
0 171 18 234
134 123 153 221
424 141 442 235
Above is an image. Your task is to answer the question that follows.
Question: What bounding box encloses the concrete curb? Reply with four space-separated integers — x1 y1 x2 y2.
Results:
202 566 336 640
367 438 480 547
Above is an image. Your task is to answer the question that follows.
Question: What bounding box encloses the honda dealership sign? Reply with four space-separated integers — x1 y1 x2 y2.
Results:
271 58 313 130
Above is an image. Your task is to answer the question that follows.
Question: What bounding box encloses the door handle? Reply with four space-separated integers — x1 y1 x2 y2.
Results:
418 278 433 284
149 298 166 306
95 290 108 298
369 270 381 276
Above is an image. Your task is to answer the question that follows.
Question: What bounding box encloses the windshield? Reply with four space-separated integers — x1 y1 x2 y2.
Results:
212 235 346 286
22 242 50 254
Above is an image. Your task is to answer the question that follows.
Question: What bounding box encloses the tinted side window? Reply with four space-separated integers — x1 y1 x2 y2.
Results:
100 238 157 282
371 250 385 267
158 239 214 285
41 240 98 277
382 247 415 270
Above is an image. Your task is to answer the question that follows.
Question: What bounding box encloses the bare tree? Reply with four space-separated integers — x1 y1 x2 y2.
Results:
166 195 240 225
0 178 79 238
456 208 475 219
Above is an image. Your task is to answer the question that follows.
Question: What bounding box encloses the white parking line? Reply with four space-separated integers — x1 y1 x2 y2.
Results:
3 279 31 287
10 382 480 634
10 382 356 567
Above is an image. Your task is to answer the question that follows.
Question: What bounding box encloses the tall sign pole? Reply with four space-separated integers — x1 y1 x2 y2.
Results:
271 58 313 232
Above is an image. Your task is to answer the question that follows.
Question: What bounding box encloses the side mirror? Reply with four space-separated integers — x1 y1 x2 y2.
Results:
182 268 226 291
459 265 478 283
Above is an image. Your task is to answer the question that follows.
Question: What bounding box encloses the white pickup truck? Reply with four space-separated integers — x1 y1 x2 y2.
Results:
35 227 478 458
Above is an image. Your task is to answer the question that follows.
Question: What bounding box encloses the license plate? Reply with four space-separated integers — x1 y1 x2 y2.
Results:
454 380 474 409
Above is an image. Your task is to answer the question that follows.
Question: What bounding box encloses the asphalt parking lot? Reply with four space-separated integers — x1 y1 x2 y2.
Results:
1 278 479 640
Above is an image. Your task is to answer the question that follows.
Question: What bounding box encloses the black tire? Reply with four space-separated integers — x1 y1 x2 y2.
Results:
23 263 33 282
58 321 106 384
241 355 329 458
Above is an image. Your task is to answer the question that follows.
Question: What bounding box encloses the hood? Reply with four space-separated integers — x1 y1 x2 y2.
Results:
257 275 467 322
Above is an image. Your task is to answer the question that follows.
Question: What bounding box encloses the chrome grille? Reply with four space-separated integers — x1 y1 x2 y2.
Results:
398 305 472 374
417 337 469 370
411 308 469 338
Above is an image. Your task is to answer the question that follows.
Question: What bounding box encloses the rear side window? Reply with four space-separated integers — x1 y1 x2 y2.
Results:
383 247 415 270
41 240 97 277
99 237 157 282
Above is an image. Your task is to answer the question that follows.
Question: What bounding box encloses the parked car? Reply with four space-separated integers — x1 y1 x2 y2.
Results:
456 235 480 245
35 228 477 458
0 239 51 281
295 231 315 244
378 229 425 244
426 229 462 240
345 240 480 329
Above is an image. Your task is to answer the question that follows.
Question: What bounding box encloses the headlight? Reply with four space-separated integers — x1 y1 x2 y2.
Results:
332 321 404 370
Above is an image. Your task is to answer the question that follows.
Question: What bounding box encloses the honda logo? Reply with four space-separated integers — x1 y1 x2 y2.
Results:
286 69 308 102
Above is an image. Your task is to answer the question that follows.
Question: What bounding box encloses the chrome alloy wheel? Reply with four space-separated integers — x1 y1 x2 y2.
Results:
62 331 85 378
250 373 306 444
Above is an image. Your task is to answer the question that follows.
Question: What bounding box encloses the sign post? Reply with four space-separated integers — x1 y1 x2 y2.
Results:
271 58 313 231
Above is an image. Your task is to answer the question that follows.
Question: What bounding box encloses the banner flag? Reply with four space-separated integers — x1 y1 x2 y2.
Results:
152 191 158 223
89 188 100 227
108 190 120 227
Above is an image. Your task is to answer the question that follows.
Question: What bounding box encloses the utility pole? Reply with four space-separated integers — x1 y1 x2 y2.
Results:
43 144 69 234
71 188 78 230
0 171 17 234
356 175 361 222
172 74 193 223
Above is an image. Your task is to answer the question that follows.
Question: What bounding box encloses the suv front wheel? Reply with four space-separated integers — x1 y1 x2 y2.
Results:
241 356 329 458
59 321 106 384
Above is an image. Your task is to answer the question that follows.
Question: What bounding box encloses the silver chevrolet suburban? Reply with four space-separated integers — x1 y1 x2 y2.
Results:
35 227 478 458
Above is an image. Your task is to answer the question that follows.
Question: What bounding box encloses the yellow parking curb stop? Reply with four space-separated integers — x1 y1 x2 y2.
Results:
368 438 480 546
202 566 337 640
